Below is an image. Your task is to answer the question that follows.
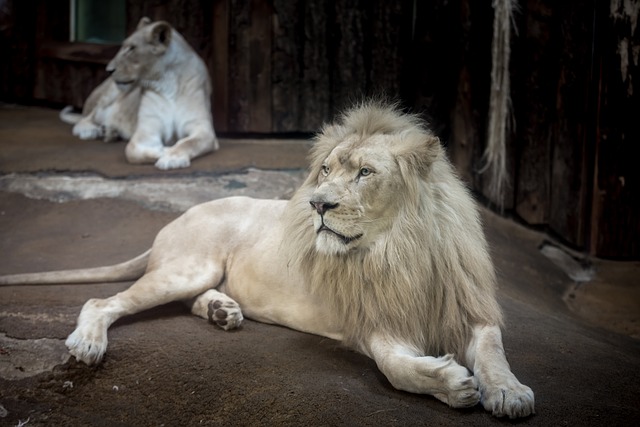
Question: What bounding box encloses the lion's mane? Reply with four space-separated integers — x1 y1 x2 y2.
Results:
284 102 503 358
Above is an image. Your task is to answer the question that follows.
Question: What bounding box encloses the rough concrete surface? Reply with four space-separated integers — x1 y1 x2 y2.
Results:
0 106 639 426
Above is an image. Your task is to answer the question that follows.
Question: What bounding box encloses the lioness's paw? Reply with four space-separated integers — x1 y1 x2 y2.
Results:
207 299 243 330
155 154 191 170
73 121 104 140
103 127 121 142
481 379 535 419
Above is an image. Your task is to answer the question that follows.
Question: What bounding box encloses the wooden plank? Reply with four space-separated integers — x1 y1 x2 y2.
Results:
0 0 38 103
271 0 302 132
450 66 480 186
299 0 331 131
368 1 406 103
248 0 272 132
228 0 272 133
511 0 558 224
211 0 230 132
443 0 495 193
228 0 251 132
33 59 103 107
38 41 119 64
590 2 640 259
448 0 477 186
330 0 368 112
546 2 594 250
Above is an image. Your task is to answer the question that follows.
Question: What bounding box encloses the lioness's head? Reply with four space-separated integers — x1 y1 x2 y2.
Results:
106 17 173 89
306 102 443 255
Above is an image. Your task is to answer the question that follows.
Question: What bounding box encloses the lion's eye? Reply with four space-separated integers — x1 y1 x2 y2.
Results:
321 165 330 177
359 167 372 177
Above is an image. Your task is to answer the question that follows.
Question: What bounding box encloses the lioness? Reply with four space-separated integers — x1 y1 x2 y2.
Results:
61 17 218 170
1 102 534 418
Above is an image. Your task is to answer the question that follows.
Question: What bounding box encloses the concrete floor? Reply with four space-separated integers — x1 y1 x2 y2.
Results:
0 105 639 426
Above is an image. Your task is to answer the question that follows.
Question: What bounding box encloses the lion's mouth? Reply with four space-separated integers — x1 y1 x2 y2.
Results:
317 224 362 245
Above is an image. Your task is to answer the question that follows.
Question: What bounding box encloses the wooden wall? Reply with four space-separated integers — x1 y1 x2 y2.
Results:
215 0 412 133
0 0 638 259
591 0 640 259
445 0 639 260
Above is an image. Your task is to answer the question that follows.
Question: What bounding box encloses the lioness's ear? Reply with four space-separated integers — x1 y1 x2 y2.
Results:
147 22 172 53
137 17 152 30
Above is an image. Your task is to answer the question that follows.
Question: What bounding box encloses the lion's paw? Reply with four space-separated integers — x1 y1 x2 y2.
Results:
65 324 108 366
434 356 481 408
481 378 535 419
73 121 104 140
155 153 191 170
207 299 243 330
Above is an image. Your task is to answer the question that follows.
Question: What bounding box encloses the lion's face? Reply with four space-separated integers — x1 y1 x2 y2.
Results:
309 134 404 255
106 18 172 90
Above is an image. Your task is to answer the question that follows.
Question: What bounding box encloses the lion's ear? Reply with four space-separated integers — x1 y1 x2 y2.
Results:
397 132 443 177
137 17 152 30
147 22 172 54
422 134 443 165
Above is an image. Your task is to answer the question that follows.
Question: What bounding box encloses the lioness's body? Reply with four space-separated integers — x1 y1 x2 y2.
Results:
1 103 534 419
59 77 140 142
61 18 218 170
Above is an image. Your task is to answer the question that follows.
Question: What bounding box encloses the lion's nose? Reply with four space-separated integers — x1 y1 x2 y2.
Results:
310 201 338 215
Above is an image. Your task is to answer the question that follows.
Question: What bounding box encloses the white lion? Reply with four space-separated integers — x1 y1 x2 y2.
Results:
60 17 218 170
1 102 534 418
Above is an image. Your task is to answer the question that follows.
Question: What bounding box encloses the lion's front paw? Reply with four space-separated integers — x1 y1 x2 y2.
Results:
481 379 535 419
73 121 104 140
65 324 108 366
433 356 480 408
207 299 243 330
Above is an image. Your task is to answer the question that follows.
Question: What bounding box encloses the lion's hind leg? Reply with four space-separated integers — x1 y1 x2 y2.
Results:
189 289 244 331
465 325 535 418
66 262 225 365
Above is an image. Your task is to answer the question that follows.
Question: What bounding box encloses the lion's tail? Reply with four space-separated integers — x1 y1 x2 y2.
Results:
0 250 151 286
59 105 83 125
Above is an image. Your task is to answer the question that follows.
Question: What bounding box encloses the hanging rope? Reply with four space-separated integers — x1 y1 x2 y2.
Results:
481 0 517 210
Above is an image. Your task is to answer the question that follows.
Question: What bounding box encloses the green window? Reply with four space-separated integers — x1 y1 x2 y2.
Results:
71 0 126 44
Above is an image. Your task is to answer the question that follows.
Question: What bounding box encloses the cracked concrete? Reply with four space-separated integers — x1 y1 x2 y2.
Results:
0 169 305 213
0 333 70 380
